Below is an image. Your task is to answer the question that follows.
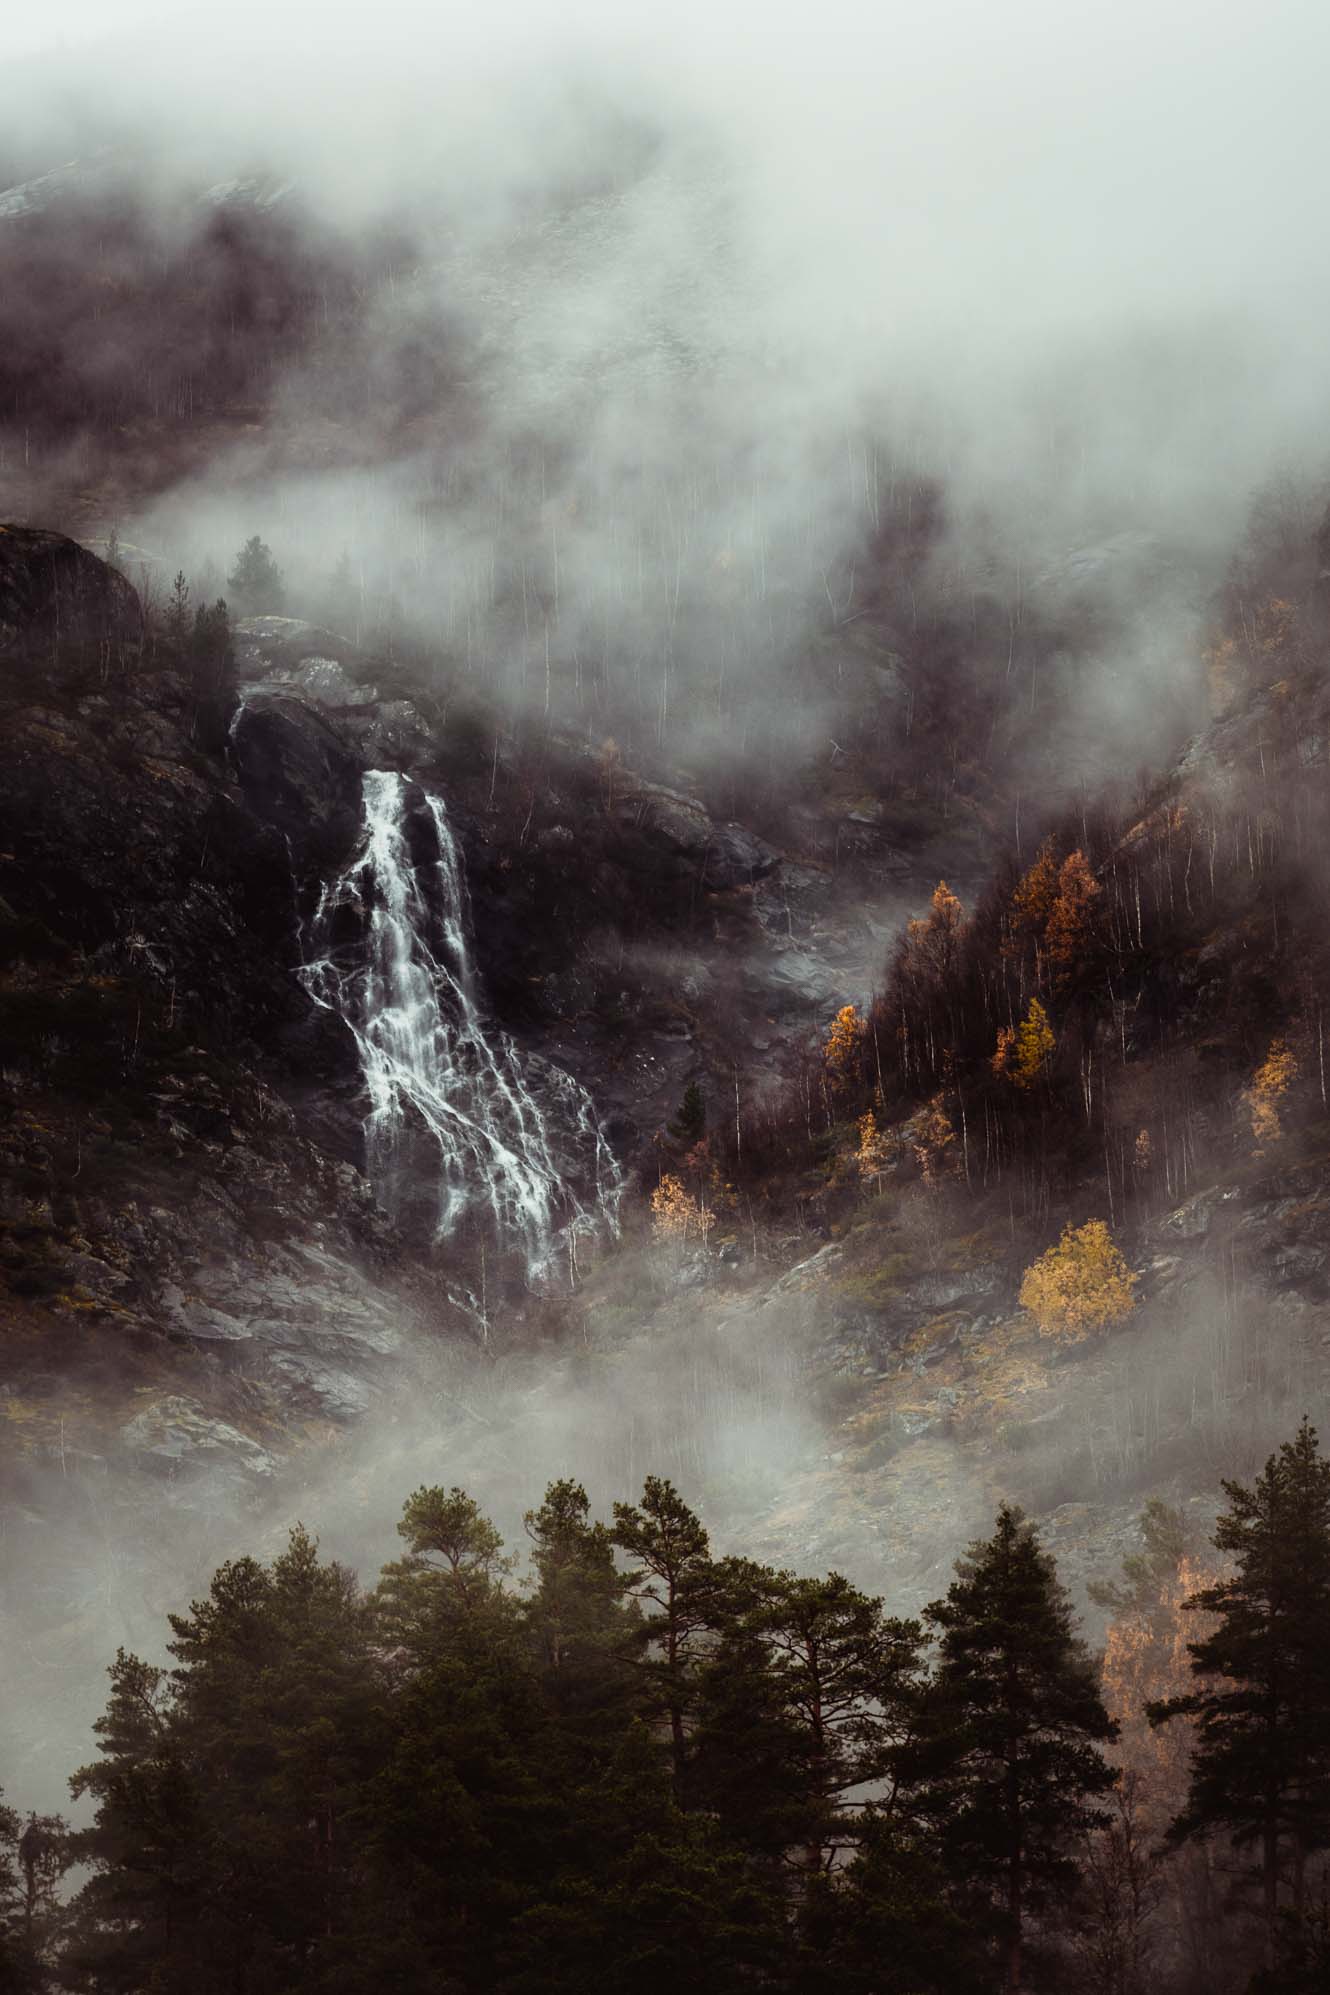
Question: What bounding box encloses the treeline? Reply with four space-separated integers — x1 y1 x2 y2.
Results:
6 1425 1330 1993
722 494 1330 1229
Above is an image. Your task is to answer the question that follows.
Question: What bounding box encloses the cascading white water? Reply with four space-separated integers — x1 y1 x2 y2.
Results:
299 768 621 1280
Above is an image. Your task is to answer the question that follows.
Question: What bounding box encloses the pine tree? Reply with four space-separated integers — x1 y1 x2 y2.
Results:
164 569 191 651
915 1504 1118 1993
0 1793 42 1994
324 550 357 636
669 1083 707 1147
696 1562 925 1873
64 1651 205 1993
611 1478 716 1799
1149 1419 1330 1962
226 535 283 615
376 1484 517 1665
188 597 236 719
523 1479 635 1750
14 1811 72 1971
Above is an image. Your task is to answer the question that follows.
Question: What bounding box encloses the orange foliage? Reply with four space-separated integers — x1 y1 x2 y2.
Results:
650 1174 712 1243
992 997 1055 1090
1244 1034 1298 1153
1018 1219 1136 1341
1010 838 1060 943
1102 1554 1218 1834
823 1004 865 1093
903 881 966 986
855 1110 892 1186
1045 850 1102 978
910 1094 957 1186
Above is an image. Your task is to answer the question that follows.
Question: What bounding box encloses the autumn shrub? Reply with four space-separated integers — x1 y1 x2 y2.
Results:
1019 1219 1137 1342
1244 1035 1298 1152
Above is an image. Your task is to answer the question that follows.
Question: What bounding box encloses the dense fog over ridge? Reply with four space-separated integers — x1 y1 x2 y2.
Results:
4 1 1330 787
7 7 1330 1985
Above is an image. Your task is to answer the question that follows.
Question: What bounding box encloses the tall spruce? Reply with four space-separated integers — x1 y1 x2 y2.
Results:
1149 1418 1330 1961
916 1503 1118 1994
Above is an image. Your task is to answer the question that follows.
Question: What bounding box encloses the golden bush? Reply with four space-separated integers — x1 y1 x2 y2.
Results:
1245 1035 1298 1152
855 1110 892 1186
650 1173 711 1243
992 997 1055 1089
823 1003 865 1093
1019 1219 1136 1341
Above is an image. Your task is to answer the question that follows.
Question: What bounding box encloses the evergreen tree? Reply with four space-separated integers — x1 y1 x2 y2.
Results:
323 551 357 637
66 1533 384 1995
14 1812 72 1974
1088 1497 1191 1621
226 536 283 615
611 1479 716 1799
376 1485 516 1665
64 1650 205 1992
523 1479 635 1748
0 1793 42 1994
696 1562 925 1873
1150 1419 1330 1962
164 570 191 652
669 1083 707 1147
915 1503 1118 1993
188 598 236 740
795 1817 990 1995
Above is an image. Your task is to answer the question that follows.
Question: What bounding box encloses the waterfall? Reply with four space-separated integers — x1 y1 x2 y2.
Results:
299 769 621 1279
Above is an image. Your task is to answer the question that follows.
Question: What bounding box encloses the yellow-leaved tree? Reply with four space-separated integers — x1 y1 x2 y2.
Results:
1245 1035 1298 1152
1019 1219 1137 1342
1009 838 1060 947
909 1094 957 1187
1044 850 1102 980
856 1110 892 1187
903 881 966 987
992 997 1056 1090
824 1004 865 1095
650 1174 711 1243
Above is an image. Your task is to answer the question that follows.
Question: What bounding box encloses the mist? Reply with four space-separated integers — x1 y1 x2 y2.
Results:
6 1 1330 785
6 9 1330 1966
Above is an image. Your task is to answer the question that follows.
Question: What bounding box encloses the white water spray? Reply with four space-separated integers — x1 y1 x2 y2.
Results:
300 769 621 1279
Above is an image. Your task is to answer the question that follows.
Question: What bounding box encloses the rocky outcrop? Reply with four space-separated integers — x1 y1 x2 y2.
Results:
0 525 141 686
0 533 439 1472
229 691 364 866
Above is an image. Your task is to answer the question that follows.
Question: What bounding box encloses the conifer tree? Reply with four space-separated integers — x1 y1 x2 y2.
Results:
669 1082 707 1147
524 1479 635 1748
165 569 191 651
377 1485 515 1663
697 1563 925 1873
916 1504 1118 1993
64 1651 204 1992
612 1478 716 1797
1150 1419 1330 1962
0 1791 42 1995
226 535 283 614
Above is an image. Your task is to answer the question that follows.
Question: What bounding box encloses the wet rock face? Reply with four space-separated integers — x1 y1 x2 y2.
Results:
229 692 364 869
0 525 141 687
0 534 419 1457
607 780 779 888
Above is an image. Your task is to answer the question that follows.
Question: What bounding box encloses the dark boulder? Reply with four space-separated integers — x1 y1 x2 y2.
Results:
0 524 141 688
229 691 364 867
